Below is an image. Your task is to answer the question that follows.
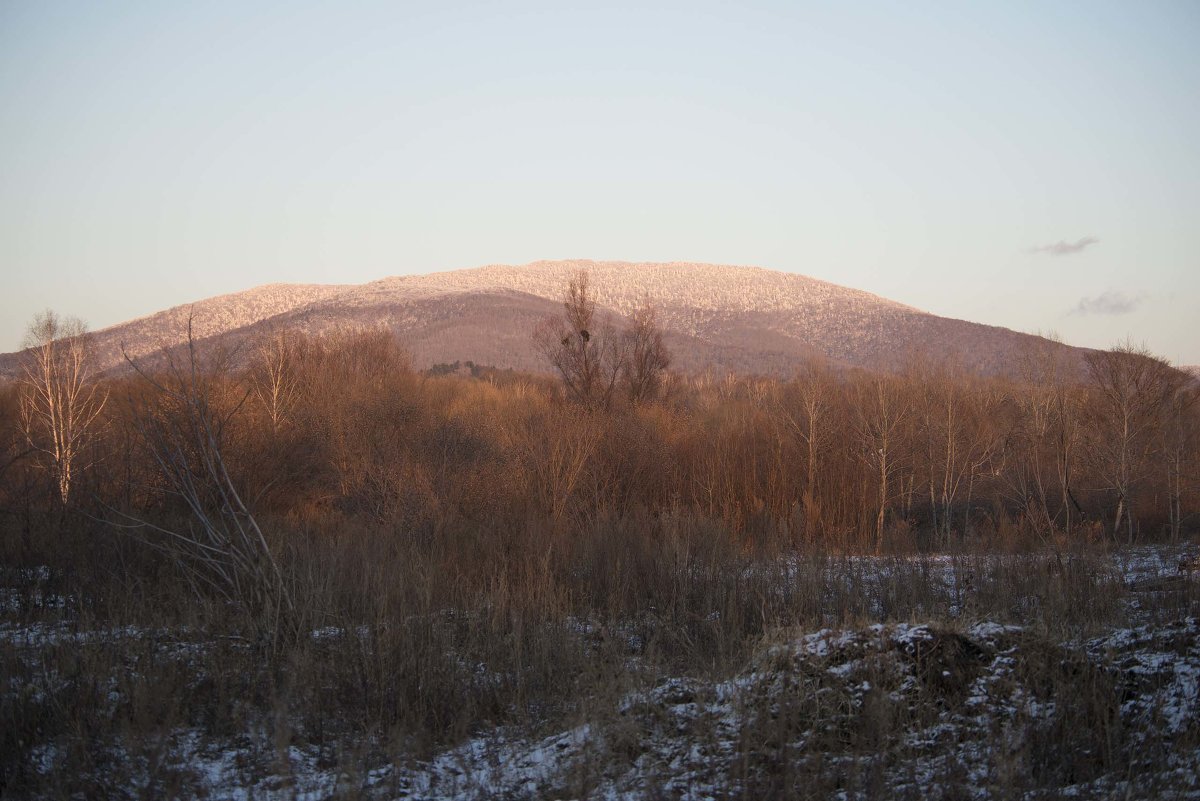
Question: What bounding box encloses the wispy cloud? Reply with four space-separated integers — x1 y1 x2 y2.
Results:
1070 290 1142 316
1030 236 1099 256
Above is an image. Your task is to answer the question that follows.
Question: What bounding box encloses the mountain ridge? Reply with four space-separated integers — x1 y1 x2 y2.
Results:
0 260 1084 379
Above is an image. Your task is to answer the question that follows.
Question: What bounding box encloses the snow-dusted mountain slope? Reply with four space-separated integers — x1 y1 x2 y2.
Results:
0 261 1082 378
55 282 352 376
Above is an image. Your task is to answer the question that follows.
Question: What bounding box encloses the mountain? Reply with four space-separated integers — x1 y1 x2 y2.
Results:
0 260 1085 379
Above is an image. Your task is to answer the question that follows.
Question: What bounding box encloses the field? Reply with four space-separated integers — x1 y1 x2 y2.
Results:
4 535 1197 799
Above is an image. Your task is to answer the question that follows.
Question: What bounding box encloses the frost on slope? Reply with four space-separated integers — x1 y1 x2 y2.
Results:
343 260 933 366
0 260 1079 379
90 283 351 368
256 260 1074 375
360 260 922 317
0 282 349 378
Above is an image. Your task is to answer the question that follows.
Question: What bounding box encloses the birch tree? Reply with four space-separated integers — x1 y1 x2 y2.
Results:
1161 373 1198 541
1083 343 1177 541
248 327 301 433
853 374 912 553
18 310 107 504
780 360 835 540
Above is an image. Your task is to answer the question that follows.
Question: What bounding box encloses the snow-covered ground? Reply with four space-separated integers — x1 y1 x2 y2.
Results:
4 547 1197 799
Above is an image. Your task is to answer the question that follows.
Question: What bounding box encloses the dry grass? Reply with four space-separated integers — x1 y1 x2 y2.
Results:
3 505 1197 797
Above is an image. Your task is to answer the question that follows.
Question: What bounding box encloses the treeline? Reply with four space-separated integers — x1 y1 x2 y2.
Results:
2 314 1198 560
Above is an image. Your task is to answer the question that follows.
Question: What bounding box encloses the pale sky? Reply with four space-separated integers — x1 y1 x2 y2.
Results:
2 1 1197 363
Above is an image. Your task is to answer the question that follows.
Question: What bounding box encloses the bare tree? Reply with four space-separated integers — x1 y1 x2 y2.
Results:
621 299 671 404
1161 372 1198 541
852 374 912 553
779 360 835 541
1005 335 1083 541
119 325 296 648
248 327 301 434
533 270 622 408
1082 343 1178 541
917 365 1004 545
18 310 108 504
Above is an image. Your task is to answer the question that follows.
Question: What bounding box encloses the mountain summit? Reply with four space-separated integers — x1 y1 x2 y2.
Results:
1 261 1079 377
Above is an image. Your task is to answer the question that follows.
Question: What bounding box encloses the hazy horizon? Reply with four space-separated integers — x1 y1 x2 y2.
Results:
3 2 1197 363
